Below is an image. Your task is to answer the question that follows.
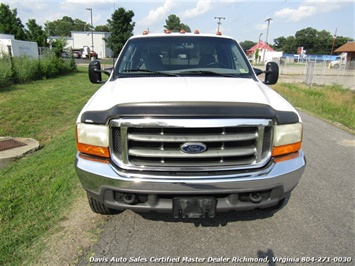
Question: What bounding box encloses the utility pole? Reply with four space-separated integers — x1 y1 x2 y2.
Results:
86 8 94 54
264 18 273 45
214 17 225 32
262 18 273 62
330 28 337 55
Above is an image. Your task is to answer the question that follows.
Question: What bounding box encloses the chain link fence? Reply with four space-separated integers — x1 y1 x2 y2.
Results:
279 58 355 90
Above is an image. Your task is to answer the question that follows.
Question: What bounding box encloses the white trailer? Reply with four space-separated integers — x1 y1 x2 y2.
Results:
0 34 39 59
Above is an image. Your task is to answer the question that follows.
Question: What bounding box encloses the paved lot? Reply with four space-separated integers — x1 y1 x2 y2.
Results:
78 111 354 265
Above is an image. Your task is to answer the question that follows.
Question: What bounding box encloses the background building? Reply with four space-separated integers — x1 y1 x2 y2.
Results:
71 31 112 58
246 41 283 64
334 42 355 70
48 31 113 59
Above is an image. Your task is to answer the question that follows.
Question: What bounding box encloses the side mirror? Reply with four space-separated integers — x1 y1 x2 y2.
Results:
253 68 263 76
88 60 103 84
264 62 279 85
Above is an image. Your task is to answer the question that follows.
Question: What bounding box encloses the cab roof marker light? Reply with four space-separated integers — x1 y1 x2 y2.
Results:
180 29 186 34
142 30 149 35
216 31 222 35
194 30 200 34
165 30 171 34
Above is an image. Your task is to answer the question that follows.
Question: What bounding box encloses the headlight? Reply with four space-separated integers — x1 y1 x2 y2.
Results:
76 123 110 158
272 123 303 156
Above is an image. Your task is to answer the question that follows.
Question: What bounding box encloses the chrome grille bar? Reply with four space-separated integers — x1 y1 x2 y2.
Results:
127 132 257 142
110 118 274 172
129 146 256 158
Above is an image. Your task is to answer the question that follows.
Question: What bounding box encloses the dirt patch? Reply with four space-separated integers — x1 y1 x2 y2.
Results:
28 191 108 265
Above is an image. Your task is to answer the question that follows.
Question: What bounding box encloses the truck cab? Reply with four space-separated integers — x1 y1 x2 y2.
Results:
75 31 306 218
330 55 346 69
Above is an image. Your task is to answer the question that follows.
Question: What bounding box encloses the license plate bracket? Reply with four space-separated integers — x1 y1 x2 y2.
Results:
173 197 216 218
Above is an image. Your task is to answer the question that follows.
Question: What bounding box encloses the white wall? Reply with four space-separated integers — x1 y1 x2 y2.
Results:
249 49 283 64
0 35 39 59
71 31 112 58
265 51 283 63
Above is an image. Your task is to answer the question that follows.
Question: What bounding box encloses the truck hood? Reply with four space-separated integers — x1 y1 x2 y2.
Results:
81 77 295 113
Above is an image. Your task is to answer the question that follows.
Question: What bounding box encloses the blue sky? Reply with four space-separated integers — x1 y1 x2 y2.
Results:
4 0 354 43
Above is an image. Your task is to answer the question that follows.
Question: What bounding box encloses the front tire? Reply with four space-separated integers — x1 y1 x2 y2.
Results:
87 194 122 215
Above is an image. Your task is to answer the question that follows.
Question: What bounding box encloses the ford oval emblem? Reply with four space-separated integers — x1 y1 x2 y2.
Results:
180 142 207 154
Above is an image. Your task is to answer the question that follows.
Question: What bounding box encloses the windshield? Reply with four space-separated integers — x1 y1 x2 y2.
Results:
114 35 253 78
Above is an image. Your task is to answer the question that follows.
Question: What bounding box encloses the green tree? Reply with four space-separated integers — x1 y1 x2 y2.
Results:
0 3 26 40
273 36 287 51
106 7 135 56
45 16 90 36
239 40 257 52
164 14 181 32
294 27 318 53
95 25 110 32
50 37 68 57
317 30 334 53
164 14 191 32
180 23 191 33
273 36 297 54
282 36 298 54
25 19 47 47
273 27 353 54
254 48 259 62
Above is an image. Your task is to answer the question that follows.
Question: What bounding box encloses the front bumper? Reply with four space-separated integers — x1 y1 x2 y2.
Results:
75 151 306 213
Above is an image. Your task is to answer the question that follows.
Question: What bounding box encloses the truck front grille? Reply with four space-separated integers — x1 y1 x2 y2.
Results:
110 118 273 172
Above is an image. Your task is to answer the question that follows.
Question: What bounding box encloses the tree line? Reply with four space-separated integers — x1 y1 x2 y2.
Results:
240 27 352 55
1 3 352 57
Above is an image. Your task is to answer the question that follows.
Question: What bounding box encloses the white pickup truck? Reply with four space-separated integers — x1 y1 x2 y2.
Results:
75 31 306 218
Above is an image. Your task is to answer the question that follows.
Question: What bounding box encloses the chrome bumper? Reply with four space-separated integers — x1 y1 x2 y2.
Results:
75 151 306 212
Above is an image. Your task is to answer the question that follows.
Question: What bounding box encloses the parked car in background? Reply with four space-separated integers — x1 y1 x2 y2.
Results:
82 46 98 60
330 56 346 69
72 49 83 59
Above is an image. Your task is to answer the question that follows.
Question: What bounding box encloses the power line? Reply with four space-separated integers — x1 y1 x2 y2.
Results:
240 0 286 28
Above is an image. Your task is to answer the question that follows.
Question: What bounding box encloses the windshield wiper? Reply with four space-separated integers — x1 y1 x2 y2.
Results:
122 69 179 77
177 70 238 78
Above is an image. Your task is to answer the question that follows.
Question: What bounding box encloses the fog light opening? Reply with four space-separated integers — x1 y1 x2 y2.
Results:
249 192 263 204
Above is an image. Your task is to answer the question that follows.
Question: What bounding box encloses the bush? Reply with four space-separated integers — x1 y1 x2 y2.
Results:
0 52 77 89
12 56 41 83
0 55 13 88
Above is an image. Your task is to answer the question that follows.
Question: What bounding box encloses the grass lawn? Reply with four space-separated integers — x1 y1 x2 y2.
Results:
272 83 355 132
0 68 101 266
